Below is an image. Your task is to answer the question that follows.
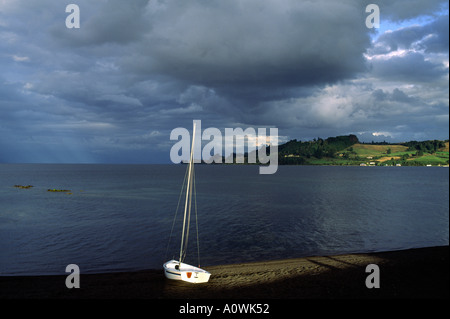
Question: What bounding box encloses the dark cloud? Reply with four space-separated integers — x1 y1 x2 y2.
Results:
369 51 447 82
123 0 370 95
0 0 448 163
51 0 151 46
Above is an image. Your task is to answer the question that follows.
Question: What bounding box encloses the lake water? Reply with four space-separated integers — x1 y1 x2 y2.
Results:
0 164 448 275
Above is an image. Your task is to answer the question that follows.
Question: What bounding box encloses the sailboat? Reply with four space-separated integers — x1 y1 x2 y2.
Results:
163 122 211 284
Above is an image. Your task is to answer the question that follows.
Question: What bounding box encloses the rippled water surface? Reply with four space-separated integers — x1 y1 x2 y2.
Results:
0 164 448 275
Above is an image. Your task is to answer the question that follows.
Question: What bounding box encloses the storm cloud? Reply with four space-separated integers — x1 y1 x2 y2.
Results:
0 0 448 163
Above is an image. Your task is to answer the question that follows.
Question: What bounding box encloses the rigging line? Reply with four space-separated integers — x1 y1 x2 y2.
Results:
193 165 201 268
182 162 194 262
164 164 189 262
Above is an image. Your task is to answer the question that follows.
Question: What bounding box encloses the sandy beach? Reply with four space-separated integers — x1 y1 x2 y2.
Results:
0 246 448 300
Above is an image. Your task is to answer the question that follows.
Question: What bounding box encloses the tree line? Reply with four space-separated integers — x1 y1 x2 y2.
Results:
402 140 446 153
278 135 359 164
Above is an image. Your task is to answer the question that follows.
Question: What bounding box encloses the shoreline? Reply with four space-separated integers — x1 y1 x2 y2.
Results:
1 246 448 299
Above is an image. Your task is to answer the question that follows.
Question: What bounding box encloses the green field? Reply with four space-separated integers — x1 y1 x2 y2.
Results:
277 137 449 166
350 144 409 156
411 154 450 165
340 143 449 166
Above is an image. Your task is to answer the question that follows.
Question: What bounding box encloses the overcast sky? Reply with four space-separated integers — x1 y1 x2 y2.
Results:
0 0 448 163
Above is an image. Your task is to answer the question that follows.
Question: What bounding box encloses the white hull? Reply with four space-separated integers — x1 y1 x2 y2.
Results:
163 260 211 283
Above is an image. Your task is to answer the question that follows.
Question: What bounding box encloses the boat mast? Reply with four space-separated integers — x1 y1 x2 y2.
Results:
179 122 196 264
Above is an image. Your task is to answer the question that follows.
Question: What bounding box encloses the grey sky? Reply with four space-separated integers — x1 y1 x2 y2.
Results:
0 0 448 163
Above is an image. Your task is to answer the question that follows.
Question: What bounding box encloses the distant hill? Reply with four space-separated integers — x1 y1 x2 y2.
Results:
277 135 449 166
207 135 449 167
